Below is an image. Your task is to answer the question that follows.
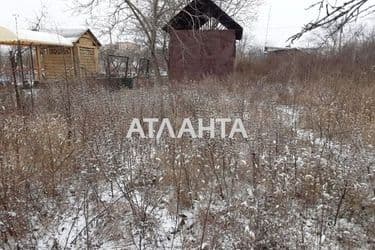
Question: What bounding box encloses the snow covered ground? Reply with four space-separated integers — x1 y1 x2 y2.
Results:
1 82 374 249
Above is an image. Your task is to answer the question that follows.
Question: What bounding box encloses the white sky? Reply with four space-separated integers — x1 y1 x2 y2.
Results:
253 0 317 47
0 0 85 33
0 0 373 48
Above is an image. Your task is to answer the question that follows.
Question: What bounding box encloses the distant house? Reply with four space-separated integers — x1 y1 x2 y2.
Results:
113 42 142 53
102 42 143 56
264 46 303 56
264 46 318 57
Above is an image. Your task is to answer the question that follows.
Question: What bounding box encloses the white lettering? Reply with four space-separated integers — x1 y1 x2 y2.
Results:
144 118 159 138
198 118 215 138
229 118 248 139
126 119 145 138
177 119 197 138
216 118 232 139
156 118 176 139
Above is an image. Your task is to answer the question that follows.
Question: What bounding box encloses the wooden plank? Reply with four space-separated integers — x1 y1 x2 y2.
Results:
35 46 42 81
43 46 75 80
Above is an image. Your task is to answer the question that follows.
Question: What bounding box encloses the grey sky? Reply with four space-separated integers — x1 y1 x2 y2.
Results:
253 0 317 47
0 0 84 32
0 0 371 48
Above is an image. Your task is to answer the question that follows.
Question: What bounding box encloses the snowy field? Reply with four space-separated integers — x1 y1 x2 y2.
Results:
0 79 374 249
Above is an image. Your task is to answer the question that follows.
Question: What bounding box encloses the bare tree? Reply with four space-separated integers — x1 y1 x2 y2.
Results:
215 0 260 21
74 0 186 83
29 3 48 31
290 0 375 42
74 0 260 84
310 21 367 52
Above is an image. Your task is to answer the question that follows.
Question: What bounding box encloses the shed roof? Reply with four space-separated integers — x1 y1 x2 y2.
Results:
52 28 102 46
163 0 243 40
0 26 73 47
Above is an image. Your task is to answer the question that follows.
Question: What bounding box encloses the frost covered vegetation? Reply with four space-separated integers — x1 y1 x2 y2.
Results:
1 44 375 249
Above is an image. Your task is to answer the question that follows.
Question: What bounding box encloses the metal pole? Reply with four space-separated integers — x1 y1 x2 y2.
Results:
35 46 42 81
0 46 2 77
107 56 111 78
9 51 21 109
29 46 35 110
17 42 25 88
14 14 25 88
29 46 35 82
125 57 129 78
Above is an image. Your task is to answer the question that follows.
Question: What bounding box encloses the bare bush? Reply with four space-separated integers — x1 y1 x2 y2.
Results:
0 37 374 249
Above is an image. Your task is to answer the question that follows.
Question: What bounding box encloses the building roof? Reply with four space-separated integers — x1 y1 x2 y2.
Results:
49 28 102 46
0 26 101 47
264 46 319 54
162 0 243 40
264 46 300 53
0 26 73 47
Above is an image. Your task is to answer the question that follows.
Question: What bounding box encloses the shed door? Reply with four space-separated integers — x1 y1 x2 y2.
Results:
79 47 96 77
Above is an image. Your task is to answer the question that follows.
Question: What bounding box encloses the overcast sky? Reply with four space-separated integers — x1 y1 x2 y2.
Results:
253 0 317 47
0 0 369 48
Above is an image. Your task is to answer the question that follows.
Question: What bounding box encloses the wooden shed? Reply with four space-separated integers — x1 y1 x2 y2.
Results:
0 26 101 82
39 28 102 81
163 0 243 81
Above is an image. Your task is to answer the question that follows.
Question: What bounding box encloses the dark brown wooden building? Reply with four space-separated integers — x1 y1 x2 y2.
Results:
163 0 243 81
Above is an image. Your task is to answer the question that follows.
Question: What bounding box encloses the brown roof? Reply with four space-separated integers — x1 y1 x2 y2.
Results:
162 0 243 40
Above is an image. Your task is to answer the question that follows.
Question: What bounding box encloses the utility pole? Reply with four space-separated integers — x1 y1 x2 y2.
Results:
14 14 25 88
264 4 272 50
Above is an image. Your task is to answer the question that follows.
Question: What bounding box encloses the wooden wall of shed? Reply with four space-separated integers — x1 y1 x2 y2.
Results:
41 46 75 81
36 32 100 82
75 33 99 78
168 30 236 81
